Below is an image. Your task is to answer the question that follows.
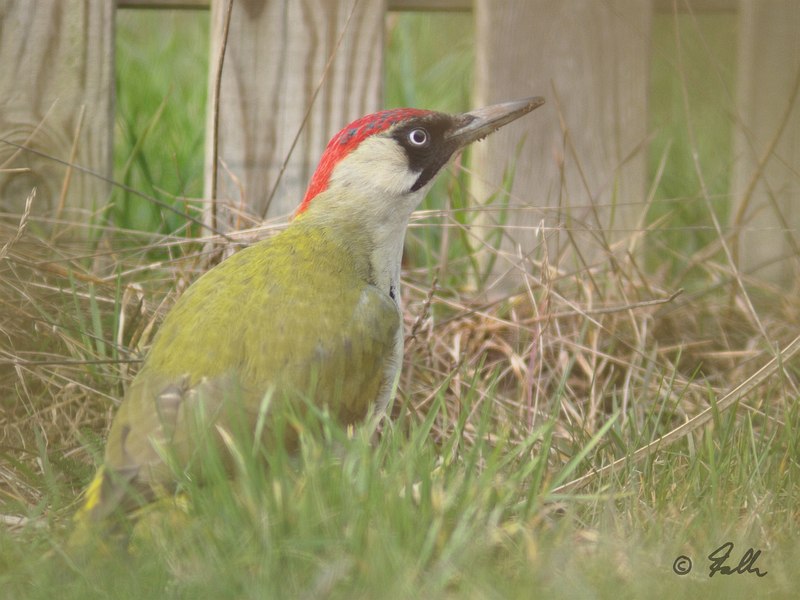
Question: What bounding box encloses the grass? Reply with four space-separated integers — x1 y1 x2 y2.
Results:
112 10 209 237
1 6 799 600
647 12 737 281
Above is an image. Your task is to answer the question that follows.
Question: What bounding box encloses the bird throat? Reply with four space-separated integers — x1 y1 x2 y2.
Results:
367 224 406 307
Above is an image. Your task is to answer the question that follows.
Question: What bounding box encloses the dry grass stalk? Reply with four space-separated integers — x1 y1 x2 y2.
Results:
1 164 798 515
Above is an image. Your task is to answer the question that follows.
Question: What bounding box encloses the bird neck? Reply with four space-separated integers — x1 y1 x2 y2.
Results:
364 214 407 303
294 185 425 302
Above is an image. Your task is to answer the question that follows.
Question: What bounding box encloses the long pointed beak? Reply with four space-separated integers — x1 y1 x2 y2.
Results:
447 96 545 148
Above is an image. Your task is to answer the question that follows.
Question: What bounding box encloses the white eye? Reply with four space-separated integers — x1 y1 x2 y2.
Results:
408 128 429 146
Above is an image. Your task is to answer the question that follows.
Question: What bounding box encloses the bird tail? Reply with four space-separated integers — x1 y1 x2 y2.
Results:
74 465 107 520
69 465 191 557
68 464 141 552
68 466 118 553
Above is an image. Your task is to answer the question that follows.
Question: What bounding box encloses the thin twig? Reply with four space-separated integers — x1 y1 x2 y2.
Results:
53 104 86 233
671 2 769 343
0 188 35 261
208 0 235 233
0 137 232 242
0 100 59 170
407 275 438 344
0 358 142 367
730 65 800 265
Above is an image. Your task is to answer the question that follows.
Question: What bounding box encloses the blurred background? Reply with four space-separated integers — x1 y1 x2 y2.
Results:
1 2 799 595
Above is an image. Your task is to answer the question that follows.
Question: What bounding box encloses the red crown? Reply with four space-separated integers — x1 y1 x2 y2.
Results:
296 108 430 215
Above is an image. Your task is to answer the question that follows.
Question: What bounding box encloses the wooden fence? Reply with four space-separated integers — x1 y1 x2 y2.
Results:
1 0 798 286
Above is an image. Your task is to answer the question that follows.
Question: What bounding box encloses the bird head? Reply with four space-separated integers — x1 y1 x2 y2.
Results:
292 97 544 297
295 96 545 221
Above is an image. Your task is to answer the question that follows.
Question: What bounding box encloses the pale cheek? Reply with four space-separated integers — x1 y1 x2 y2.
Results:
367 160 420 197
330 137 420 199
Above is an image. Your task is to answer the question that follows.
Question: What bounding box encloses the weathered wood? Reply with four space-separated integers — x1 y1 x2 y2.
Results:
0 0 114 232
205 0 386 226
118 0 209 8
472 0 652 290
653 0 738 12
387 0 470 10
119 0 473 11
731 0 800 284
118 0 742 12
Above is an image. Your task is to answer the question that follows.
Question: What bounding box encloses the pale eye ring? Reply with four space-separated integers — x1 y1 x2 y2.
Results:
408 128 429 146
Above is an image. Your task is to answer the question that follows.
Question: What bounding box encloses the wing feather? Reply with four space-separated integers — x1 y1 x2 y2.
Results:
91 225 399 518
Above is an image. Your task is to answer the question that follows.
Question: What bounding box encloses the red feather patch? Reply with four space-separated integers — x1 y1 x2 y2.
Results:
295 108 430 215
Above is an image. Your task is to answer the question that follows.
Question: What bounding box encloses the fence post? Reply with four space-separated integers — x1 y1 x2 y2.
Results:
731 0 800 286
205 0 387 229
0 0 114 235
472 0 652 292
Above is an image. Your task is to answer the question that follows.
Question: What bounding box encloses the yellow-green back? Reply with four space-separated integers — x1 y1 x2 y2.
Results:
98 221 399 507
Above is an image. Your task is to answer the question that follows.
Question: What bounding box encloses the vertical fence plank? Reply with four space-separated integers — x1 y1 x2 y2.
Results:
0 0 114 233
472 0 652 291
205 0 386 228
732 0 800 285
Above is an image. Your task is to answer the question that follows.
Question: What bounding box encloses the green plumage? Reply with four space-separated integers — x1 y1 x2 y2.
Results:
81 218 399 521
72 95 542 536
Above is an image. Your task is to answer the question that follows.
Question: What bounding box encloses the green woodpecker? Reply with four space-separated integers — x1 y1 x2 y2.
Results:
76 96 544 524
